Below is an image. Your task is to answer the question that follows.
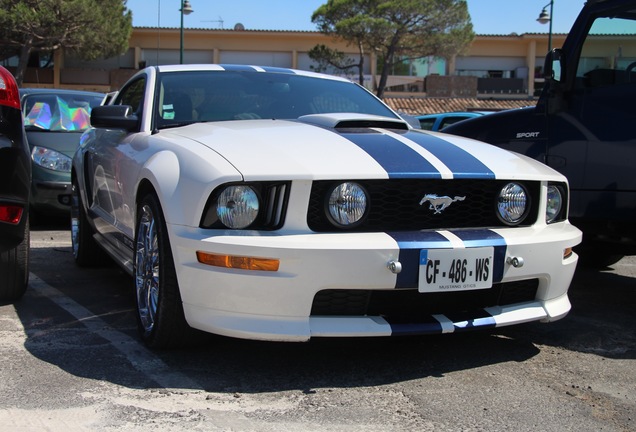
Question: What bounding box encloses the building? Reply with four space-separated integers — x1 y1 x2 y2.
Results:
8 27 567 114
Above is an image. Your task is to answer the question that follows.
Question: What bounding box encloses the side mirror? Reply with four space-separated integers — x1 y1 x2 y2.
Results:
90 105 139 131
543 49 567 114
544 48 565 84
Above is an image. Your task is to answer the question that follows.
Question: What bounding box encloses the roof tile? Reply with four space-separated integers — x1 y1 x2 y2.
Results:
383 97 536 115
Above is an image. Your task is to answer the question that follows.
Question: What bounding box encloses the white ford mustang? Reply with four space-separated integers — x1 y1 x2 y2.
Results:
71 64 582 348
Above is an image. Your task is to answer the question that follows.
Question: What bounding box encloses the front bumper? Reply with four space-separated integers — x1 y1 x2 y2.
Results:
30 169 71 215
170 222 581 342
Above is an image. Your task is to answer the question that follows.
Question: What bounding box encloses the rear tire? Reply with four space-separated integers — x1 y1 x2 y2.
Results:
71 181 106 266
0 215 29 303
134 193 197 348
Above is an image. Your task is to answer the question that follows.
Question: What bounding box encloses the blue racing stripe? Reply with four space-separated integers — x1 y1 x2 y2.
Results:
260 66 297 74
386 317 443 336
403 130 495 179
444 309 497 332
387 231 452 288
219 64 260 72
220 65 297 75
387 229 508 288
343 132 442 179
448 229 507 283
385 310 496 336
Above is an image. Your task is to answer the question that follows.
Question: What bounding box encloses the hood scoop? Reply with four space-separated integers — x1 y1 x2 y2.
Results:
298 113 409 131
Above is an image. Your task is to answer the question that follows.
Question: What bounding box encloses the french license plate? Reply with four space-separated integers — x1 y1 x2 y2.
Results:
418 247 494 293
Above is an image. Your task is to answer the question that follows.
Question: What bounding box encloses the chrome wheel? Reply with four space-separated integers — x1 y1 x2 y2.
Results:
135 203 160 336
70 180 105 266
134 193 195 348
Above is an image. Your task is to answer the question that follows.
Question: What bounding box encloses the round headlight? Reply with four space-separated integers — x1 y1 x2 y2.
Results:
497 182 528 225
546 185 563 223
216 185 259 229
327 182 368 228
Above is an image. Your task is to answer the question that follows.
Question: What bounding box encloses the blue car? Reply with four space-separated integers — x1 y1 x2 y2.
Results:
416 111 490 131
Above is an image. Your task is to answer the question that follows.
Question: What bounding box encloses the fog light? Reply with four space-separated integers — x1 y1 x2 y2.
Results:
326 182 368 228
196 251 279 271
59 194 72 205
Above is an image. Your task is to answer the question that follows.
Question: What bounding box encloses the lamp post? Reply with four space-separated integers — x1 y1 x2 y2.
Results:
180 0 194 64
537 1 554 52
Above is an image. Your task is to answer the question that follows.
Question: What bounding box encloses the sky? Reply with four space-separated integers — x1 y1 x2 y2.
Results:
125 0 586 35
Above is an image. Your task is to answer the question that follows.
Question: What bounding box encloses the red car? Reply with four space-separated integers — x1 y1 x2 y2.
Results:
0 66 31 302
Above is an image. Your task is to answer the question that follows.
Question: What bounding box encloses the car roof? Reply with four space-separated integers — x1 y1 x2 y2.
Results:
153 64 352 83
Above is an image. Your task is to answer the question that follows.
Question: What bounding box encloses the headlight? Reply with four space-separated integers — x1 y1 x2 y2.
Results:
31 146 72 172
546 184 563 223
497 182 529 225
216 185 259 229
326 182 368 228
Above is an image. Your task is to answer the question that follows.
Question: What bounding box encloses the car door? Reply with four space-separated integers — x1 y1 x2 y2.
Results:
87 76 147 250
545 8 636 222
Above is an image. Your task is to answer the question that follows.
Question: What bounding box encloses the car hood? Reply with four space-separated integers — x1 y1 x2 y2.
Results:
26 130 84 156
160 114 562 182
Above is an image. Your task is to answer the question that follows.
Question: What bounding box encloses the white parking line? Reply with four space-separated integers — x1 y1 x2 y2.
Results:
28 273 202 391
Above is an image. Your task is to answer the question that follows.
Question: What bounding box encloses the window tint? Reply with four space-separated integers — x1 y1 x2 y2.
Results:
115 78 146 113
419 118 436 130
439 116 471 130
156 70 398 128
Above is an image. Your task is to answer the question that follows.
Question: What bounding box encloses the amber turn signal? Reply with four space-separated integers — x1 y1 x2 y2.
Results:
196 251 280 272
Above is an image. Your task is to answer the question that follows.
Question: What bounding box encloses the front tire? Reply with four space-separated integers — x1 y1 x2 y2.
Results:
0 215 29 303
71 181 106 266
134 193 194 348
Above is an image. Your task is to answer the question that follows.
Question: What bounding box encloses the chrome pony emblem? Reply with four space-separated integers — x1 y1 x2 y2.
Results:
419 194 466 214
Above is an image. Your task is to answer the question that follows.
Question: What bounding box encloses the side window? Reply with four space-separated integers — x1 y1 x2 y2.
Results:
419 118 435 130
576 14 636 88
439 116 470 130
114 78 146 114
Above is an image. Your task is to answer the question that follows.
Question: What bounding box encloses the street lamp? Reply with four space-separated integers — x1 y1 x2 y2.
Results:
180 0 194 64
537 1 554 52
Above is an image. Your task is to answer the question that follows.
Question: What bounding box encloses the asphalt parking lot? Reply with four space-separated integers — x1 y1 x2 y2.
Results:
0 226 634 431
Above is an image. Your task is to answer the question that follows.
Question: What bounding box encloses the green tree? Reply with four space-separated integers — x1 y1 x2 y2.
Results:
312 0 474 98
308 44 362 83
0 0 132 86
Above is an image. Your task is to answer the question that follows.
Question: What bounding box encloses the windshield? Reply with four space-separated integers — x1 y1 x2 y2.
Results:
23 93 104 132
156 70 398 129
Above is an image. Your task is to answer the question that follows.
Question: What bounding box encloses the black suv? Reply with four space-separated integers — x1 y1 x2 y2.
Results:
0 66 30 302
446 0 636 267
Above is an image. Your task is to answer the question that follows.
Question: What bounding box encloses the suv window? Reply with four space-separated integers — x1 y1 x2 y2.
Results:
576 14 636 88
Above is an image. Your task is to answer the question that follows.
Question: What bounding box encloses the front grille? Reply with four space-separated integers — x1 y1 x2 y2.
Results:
262 183 289 228
307 179 540 232
311 279 539 319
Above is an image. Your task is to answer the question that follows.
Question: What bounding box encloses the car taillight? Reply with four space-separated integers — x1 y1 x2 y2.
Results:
0 66 20 110
0 205 23 225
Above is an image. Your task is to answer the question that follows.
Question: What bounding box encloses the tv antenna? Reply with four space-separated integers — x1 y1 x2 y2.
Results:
202 16 224 28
